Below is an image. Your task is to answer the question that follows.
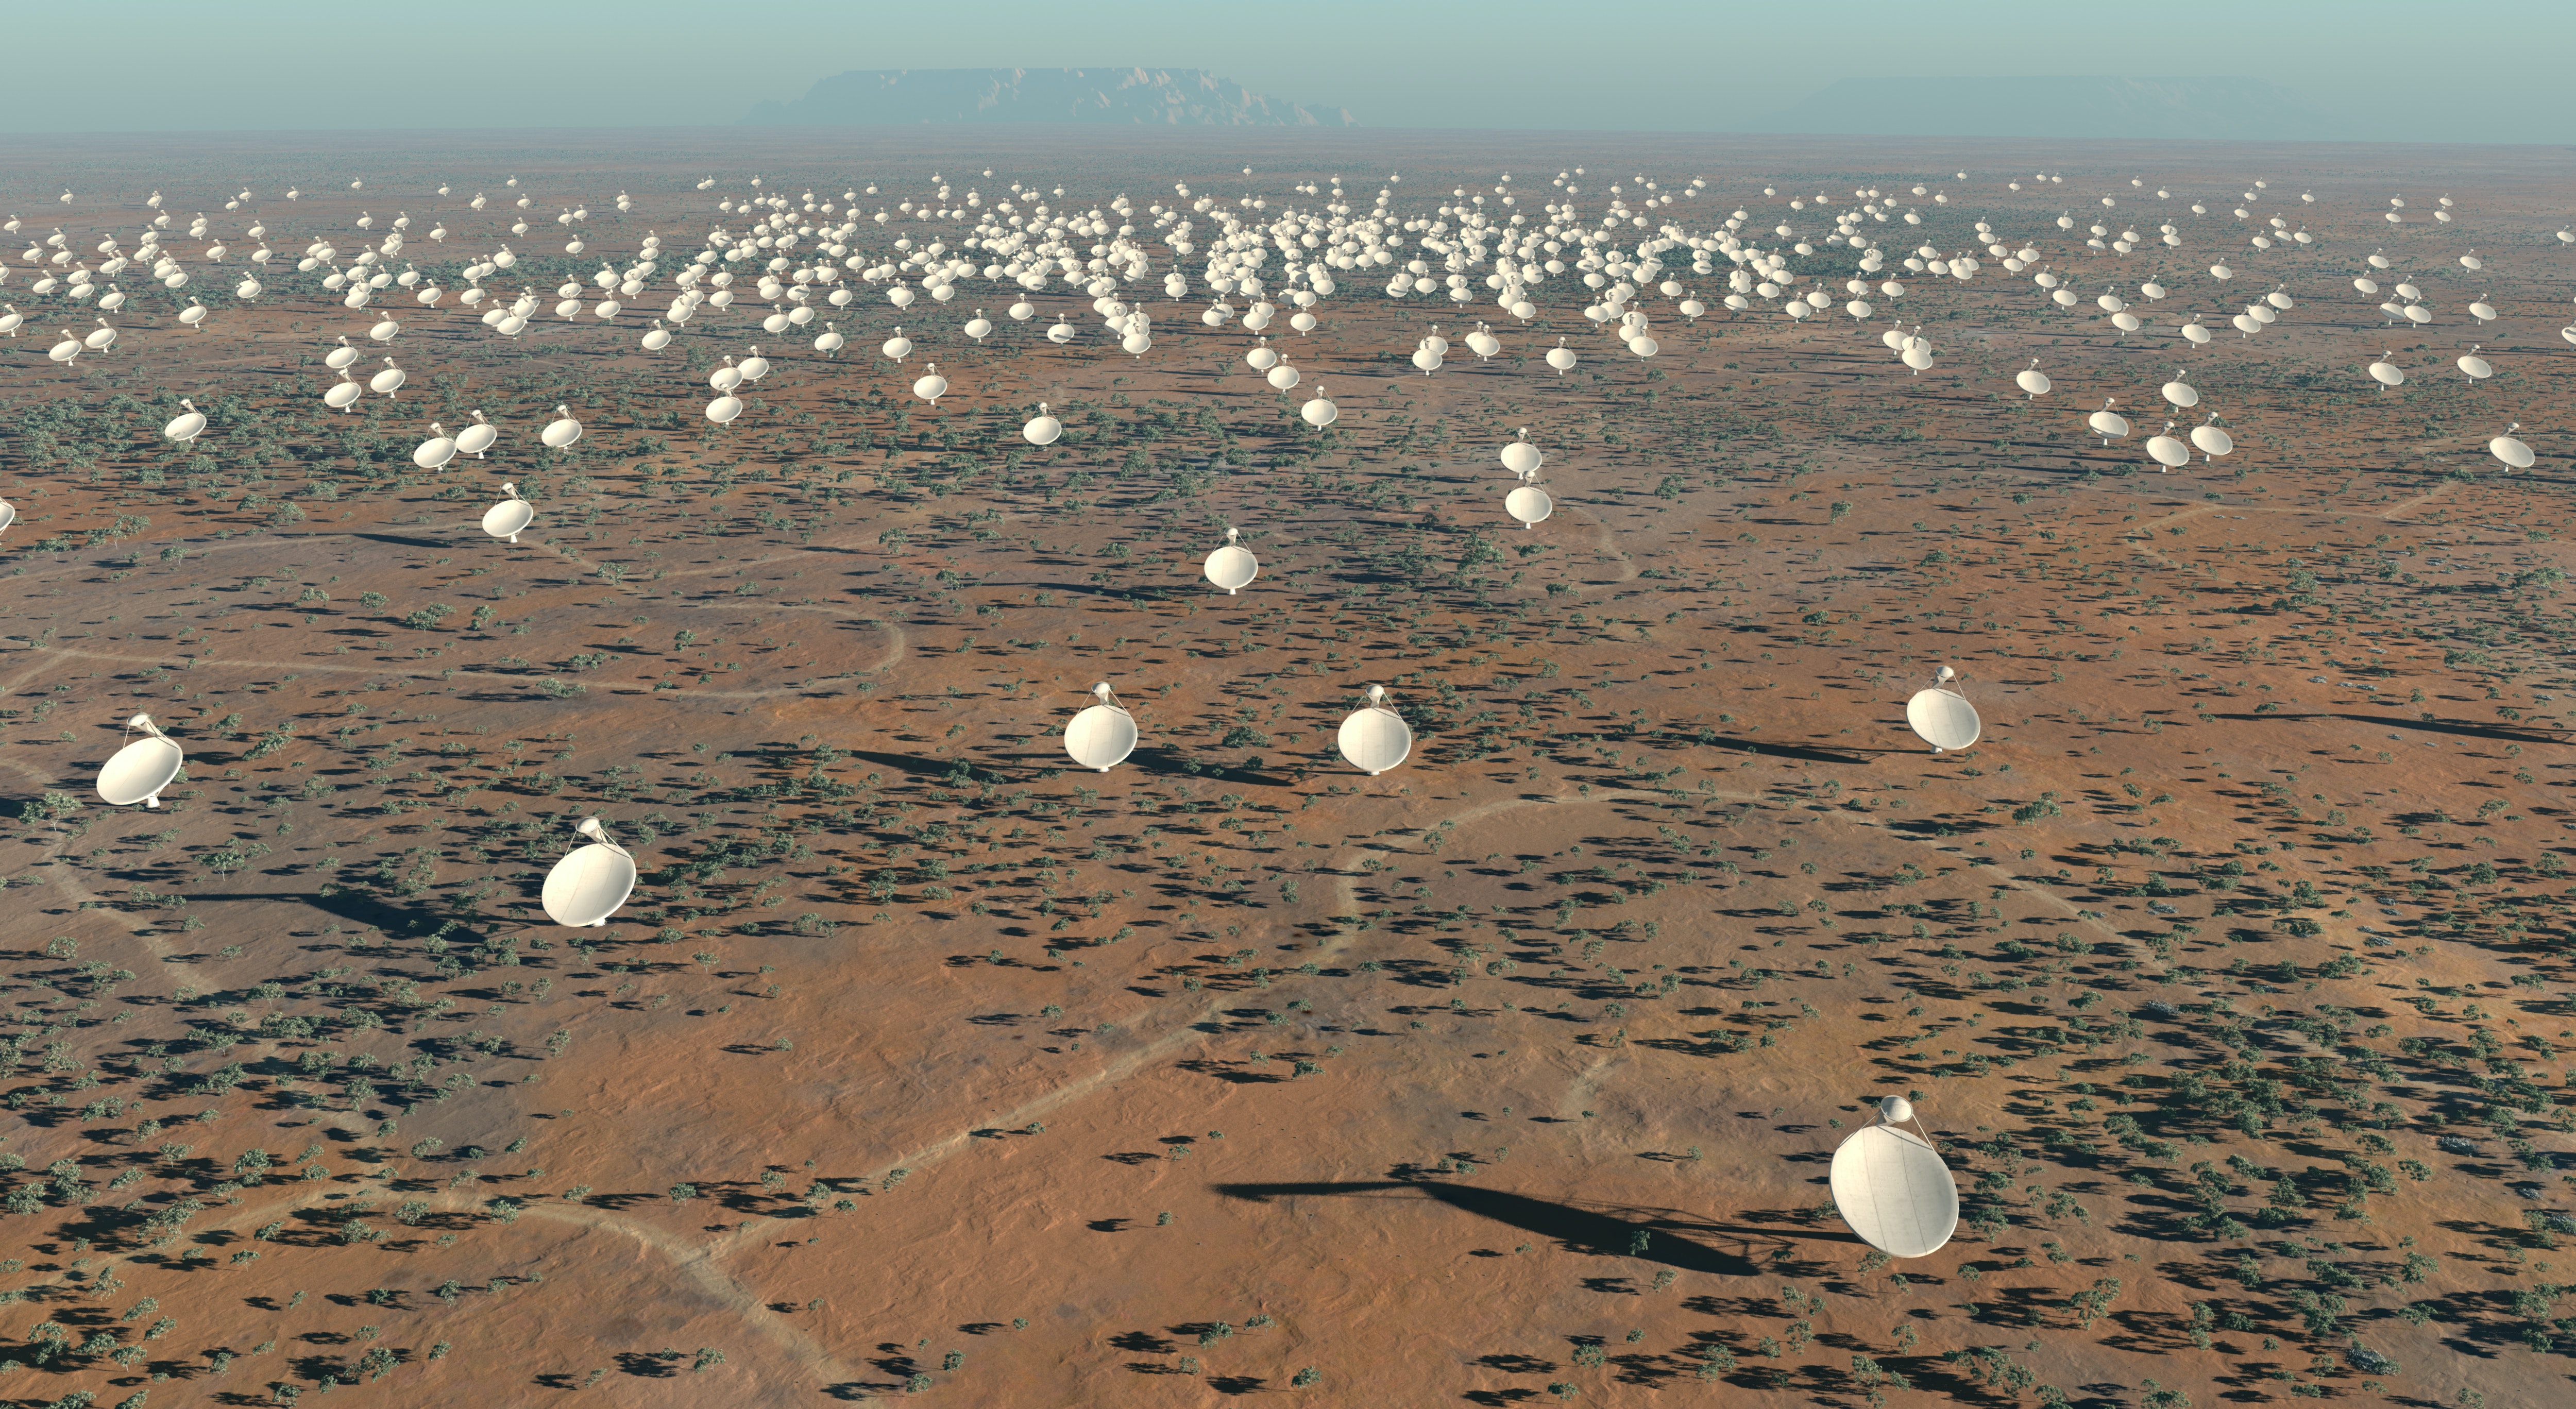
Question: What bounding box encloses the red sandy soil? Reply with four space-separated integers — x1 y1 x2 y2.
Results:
0 130 2571 1408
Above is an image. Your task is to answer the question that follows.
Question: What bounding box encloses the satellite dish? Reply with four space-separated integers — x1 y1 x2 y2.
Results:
2491 423 2536 470
1828 1097 1958 1259
706 394 743 425
324 377 362 411
163 399 207 445
2013 360 2050 399
455 410 497 458
2457 349 2493 382
1203 528 1259 595
912 363 948 406
541 404 583 448
1904 667 1980 753
2190 419 2235 460
97 714 185 808
1064 684 1138 773
413 422 458 470
1337 685 1414 775
1500 432 1543 477
541 818 637 928
2086 399 2130 444
1300 387 1338 428
482 484 534 543
1023 403 1063 446
1505 481 1553 529
0 500 14 534
2161 372 2199 409
2146 422 2191 470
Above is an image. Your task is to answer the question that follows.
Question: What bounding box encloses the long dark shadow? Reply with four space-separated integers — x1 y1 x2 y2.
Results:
2210 711 2570 746
1696 735 1881 766
180 890 496 943
1212 1179 1801 1276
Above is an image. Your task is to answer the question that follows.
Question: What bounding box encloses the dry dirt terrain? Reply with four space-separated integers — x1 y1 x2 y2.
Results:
0 129 2571 1408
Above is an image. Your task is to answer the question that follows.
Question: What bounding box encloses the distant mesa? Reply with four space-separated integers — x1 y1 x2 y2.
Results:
744 67 1359 127
1755 76 2349 142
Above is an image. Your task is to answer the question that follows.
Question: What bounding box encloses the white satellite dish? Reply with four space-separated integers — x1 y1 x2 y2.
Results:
1203 528 1259 595
455 411 497 457
413 423 457 470
1336 685 1414 775
482 483 534 542
1505 482 1553 529
97 714 185 808
1064 683 1138 773
706 395 743 425
541 818 637 927
0 500 14 534
1300 386 1338 427
163 399 207 445
2490 423 2535 471
540 404 583 448
1499 431 1542 477
1904 667 1981 753
324 377 362 411
2146 422 2191 470
1828 1096 1958 1260
1022 402 1062 446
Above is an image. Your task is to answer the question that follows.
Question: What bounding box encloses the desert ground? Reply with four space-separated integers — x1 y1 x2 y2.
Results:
0 128 2571 1407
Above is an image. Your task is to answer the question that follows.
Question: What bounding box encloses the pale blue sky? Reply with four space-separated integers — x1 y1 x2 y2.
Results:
1 0 2561 141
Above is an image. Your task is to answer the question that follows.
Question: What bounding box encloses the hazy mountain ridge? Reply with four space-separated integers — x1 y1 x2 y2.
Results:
745 67 1359 127
1757 76 2352 142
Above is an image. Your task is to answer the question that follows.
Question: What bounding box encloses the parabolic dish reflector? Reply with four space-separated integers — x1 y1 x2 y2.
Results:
1505 486 1553 525
1337 709 1413 776
1829 1124 1958 1259
1064 704 1138 772
542 844 636 927
1204 545 1259 592
98 736 184 807
1905 689 1981 752
482 501 535 539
